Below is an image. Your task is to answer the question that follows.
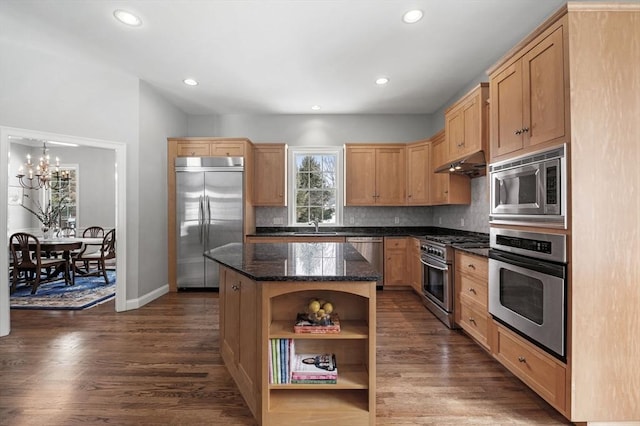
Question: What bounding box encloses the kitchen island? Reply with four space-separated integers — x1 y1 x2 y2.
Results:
205 242 380 426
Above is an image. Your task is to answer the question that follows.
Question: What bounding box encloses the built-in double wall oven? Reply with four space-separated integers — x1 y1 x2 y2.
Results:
489 228 567 360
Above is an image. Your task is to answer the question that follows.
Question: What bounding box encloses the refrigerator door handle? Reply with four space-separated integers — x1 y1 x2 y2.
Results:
198 195 204 244
205 195 211 248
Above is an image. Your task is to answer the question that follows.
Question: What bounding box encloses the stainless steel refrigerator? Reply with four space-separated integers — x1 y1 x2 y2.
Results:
175 157 244 289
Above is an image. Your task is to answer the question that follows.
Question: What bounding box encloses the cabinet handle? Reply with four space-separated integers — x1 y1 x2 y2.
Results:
468 287 476 294
514 129 522 135
522 127 529 133
467 264 476 270
190 151 196 156
517 356 526 363
232 284 240 291
468 317 476 324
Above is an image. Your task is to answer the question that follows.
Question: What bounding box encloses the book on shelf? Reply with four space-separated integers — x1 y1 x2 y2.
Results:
294 312 341 334
290 378 337 384
291 353 338 378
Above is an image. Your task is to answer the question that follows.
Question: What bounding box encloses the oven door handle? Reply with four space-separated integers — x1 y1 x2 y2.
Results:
419 258 449 271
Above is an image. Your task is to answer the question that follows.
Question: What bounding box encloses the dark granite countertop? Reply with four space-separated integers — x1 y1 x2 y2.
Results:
452 245 489 258
205 242 382 282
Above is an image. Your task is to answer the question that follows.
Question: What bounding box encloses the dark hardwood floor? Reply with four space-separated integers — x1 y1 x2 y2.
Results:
0 290 570 425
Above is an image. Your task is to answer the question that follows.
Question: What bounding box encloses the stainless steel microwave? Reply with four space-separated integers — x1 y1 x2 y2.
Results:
489 144 566 228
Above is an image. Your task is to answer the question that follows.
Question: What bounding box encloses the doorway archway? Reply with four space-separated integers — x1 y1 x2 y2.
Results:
0 126 127 336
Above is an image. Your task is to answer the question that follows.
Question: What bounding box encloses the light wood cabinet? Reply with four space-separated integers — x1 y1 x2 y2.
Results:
408 238 422 294
492 321 566 414
262 280 376 425
444 83 489 165
454 251 489 350
220 266 259 417
406 141 431 205
167 137 255 292
489 19 568 161
383 237 408 287
429 131 471 205
345 145 406 206
253 144 287 206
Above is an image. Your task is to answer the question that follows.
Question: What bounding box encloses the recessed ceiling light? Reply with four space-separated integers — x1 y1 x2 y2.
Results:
402 9 423 24
375 77 390 85
311 105 321 111
113 9 142 27
183 79 199 86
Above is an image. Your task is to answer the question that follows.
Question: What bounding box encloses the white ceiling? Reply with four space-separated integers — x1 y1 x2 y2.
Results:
2 0 579 116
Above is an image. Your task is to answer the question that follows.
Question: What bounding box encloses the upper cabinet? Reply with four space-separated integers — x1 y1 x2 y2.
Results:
345 144 406 206
445 83 489 165
430 131 471 205
406 140 431 205
253 143 287 206
489 19 568 161
173 138 248 157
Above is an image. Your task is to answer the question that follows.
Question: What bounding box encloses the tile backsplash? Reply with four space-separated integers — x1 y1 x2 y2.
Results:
255 177 489 233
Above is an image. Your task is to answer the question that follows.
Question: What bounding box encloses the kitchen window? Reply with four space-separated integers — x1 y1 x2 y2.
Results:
288 147 343 226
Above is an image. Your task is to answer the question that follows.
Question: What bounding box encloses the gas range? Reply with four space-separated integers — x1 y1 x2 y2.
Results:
419 234 489 263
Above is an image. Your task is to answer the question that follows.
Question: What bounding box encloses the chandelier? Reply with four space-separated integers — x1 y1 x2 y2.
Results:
16 142 70 191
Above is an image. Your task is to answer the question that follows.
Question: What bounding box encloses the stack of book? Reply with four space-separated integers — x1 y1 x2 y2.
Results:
290 353 338 384
268 338 338 385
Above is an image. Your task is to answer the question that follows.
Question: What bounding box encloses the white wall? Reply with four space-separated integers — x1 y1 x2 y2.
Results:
188 114 435 144
138 81 188 296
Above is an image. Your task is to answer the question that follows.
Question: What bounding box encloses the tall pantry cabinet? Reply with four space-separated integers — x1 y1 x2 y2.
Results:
487 4 640 423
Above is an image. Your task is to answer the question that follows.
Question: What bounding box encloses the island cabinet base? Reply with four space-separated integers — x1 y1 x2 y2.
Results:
219 267 377 426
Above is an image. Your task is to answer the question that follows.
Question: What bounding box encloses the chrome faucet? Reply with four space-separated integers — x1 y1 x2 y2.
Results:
309 219 320 232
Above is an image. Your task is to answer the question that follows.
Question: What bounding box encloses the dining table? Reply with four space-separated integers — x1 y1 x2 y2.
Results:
29 237 104 282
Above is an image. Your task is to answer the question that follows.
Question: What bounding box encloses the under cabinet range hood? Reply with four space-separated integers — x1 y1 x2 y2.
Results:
435 150 487 177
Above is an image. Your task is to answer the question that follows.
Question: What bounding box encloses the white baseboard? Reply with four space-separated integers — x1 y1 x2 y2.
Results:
124 283 169 311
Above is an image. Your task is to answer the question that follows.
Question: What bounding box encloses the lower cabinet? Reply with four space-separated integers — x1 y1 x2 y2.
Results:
220 266 259 417
383 237 408 287
455 251 490 350
408 238 422 293
491 321 567 415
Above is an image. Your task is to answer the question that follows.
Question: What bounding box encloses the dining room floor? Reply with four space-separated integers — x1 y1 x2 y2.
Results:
0 290 570 425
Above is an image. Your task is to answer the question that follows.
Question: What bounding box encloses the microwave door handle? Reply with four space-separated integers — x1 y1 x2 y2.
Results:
419 258 449 271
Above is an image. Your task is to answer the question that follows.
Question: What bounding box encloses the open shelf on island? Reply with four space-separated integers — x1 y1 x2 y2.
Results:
270 363 369 389
269 319 369 339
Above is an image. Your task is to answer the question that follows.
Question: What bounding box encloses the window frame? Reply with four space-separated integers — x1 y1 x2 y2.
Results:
287 147 343 227
44 163 79 229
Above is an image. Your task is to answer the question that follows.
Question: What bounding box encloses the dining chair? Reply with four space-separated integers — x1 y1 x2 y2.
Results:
82 226 104 238
72 229 116 285
9 232 71 294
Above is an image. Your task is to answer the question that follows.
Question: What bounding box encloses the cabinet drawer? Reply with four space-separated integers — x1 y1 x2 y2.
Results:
385 238 407 249
177 143 211 157
457 273 487 308
458 300 489 349
211 143 245 157
493 322 566 413
456 252 488 279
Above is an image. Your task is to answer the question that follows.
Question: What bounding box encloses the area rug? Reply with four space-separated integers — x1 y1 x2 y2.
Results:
10 271 116 310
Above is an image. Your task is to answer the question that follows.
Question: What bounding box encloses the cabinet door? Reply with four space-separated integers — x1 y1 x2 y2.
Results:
238 273 257 393
221 268 241 364
406 143 430 205
522 26 566 148
446 109 465 162
254 144 286 206
430 137 450 205
345 147 377 205
384 237 407 286
177 142 211 157
211 142 245 157
461 96 481 157
408 238 422 293
376 147 406 205
490 60 525 159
